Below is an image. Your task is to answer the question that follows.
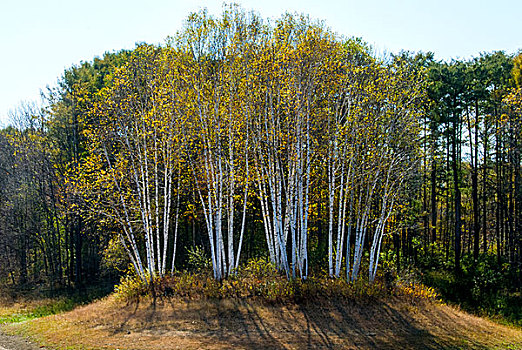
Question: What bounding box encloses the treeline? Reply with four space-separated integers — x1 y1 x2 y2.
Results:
0 7 521 295
404 52 522 310
0 52 129 289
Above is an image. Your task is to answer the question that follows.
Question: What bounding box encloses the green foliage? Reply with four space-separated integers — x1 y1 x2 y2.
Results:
419 250 522 326
186 246 211 273
101 236 130 273
377 248 439 302
416 242 453 270
513 53 522 88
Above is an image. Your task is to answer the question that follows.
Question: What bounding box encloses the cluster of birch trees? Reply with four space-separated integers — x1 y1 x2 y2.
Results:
74 8 425 283
3 7 522 294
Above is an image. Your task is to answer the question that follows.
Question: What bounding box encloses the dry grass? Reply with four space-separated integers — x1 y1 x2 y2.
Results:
3 294 522 350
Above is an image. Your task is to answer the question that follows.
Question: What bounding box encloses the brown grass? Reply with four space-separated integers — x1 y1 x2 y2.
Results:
3 295 521 350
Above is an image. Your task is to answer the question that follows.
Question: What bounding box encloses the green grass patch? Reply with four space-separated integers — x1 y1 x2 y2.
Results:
0 284 114 325
0 299 76 324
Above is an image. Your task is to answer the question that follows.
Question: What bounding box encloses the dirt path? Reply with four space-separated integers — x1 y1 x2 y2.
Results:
0 330 46 350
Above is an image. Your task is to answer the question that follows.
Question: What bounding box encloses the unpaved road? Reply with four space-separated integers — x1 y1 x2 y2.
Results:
0 330 45 350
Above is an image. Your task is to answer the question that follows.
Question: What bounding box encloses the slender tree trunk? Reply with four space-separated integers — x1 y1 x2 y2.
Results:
452 117 462 274
472 101 480 260
431 158 437 244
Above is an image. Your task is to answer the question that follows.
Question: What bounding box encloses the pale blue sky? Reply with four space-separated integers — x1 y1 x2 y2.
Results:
1 0 520 125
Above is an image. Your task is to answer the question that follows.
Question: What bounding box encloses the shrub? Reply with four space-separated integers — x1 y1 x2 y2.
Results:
114 274 148 302
101 236 130 274
186 246 211 273
236 257 279 280
113 257 439 306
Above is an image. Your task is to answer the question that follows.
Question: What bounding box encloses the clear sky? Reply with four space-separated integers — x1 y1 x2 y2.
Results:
1 0 520 126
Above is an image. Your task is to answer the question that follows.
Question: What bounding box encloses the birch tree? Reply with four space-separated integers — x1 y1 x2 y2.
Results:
79 45 185 282
177 7 256 279
250 15 335 278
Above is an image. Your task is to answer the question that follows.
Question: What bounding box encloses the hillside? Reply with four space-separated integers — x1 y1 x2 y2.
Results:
2 295 521 350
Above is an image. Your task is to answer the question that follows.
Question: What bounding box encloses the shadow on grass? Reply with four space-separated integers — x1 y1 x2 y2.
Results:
112 297 472 350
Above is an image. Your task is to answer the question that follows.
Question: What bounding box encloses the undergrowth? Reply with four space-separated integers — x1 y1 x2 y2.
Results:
414 246 522 327
114 257 438 305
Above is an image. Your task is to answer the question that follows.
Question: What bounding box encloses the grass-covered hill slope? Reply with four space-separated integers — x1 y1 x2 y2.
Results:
2 291 521 350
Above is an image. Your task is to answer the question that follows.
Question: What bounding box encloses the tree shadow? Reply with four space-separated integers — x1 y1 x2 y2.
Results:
106 297 489 349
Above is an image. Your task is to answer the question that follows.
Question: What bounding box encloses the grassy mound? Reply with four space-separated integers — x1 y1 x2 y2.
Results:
2 261 520 349
3 293 521 349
